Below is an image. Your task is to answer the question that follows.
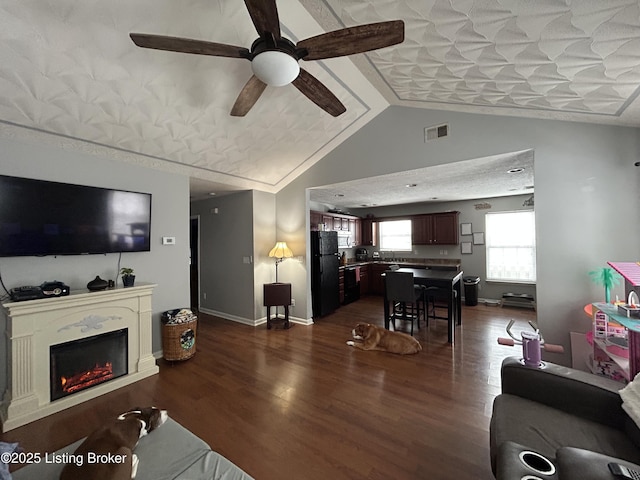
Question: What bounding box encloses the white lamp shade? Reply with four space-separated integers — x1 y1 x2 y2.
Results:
251 51 300 87
269 241 293 259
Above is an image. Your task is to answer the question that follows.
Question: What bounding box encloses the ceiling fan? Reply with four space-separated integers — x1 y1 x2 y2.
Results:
130 0 404 117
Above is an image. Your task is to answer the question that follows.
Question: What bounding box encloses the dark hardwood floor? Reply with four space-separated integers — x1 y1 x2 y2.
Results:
2 296 536 479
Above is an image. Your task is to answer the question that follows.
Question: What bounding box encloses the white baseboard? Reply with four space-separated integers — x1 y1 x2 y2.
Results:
459 296 502 306
198 307 313 327
198 307 257 326
289 316 314 326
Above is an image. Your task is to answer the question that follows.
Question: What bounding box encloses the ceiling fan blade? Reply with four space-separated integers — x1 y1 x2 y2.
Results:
130 33 250 59
230 76 268 117
244 0 281 39
292 69 346 117
297 20 404 61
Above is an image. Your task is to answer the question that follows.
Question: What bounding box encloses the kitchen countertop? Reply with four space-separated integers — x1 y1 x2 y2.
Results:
339 258 461 270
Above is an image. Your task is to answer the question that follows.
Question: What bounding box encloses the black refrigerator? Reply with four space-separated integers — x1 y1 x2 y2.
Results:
311 231 340 318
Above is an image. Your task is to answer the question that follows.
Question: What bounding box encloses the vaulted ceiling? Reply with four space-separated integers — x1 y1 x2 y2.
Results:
1 1 639 203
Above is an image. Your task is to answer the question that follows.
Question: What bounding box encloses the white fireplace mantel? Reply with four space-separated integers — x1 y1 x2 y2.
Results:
1 283 158 432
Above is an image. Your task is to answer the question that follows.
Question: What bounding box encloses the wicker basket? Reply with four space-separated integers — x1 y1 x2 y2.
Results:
162 313 197 361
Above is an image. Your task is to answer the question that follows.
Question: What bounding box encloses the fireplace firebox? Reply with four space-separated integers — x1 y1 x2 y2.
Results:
50 328 128 401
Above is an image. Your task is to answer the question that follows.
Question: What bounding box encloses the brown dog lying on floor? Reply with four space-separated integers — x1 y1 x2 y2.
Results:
347 323 422 354
60 406 167 480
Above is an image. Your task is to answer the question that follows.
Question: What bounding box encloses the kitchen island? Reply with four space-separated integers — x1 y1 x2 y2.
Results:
338 259 460 299
382 268 464 344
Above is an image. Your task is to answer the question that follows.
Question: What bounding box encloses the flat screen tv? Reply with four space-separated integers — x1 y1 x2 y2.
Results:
0 175 152 257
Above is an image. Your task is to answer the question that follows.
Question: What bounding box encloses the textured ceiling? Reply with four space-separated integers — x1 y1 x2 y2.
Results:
315 0 640 123
0 0 384 197
310 150 534 208
0 1 639 204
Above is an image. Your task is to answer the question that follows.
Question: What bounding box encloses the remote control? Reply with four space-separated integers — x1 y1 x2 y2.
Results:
609 463 640 479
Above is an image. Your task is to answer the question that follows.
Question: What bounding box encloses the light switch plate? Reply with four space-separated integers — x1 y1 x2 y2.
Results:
162 236 176 245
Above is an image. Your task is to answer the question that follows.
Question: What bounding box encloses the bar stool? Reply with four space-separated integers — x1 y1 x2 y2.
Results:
425 286 457 327
384 271 426 336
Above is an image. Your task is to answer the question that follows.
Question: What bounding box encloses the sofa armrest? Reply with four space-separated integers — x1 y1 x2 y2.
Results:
500 356 626 428
557 447 640 480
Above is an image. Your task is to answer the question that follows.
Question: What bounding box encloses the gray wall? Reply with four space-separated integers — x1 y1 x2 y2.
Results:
277 105 640 365
191 191 255 322
190 190 278 324
0 135 190 396
252 190 277 320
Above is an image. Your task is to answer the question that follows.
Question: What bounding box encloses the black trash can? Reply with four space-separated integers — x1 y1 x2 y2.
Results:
463 276 480 306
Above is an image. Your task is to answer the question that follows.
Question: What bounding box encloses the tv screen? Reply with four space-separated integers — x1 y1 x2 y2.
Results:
0 175 152 257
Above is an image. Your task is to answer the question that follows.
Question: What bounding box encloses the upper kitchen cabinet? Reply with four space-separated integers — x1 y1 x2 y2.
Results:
350 218 361 246
411 215 431 245
360 217 377 246
433 212 459 244
310 211 362 240
412 212 459 245
310 210 323 230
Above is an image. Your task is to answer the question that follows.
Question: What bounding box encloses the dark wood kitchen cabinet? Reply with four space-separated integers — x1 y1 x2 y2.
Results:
339 269 345 304
310 210 361 237
349 218 360 246
411 212 459 245
360 217 376 246
370 264 388 295
359 264 370 295
310 210 323 230
411 215 431 245
310 211 335 231
432 212 459 244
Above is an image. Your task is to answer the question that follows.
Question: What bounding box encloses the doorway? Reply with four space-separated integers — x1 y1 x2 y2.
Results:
190 216 200 312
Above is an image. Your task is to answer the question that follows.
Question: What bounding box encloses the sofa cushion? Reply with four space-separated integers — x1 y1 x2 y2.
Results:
491 393 640 470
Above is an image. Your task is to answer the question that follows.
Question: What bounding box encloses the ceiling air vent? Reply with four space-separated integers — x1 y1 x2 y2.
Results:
424 123 449 142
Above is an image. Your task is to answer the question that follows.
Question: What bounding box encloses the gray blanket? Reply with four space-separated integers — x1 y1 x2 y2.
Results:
11 418 253 480
1 442 20 480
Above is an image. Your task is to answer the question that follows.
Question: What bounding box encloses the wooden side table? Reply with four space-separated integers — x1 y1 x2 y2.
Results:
263 282 291 329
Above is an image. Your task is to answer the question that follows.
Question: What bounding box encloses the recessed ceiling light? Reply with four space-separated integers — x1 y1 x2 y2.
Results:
406 183 418 188
208 192 216 196
334 194 344 197
430 197 438 200
507 167 525 174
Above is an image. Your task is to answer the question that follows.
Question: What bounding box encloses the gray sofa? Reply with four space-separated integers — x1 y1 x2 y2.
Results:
11 417 253 480
490 357 640 479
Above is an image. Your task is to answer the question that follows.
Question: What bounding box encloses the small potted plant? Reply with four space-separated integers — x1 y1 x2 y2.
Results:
120 267 135 287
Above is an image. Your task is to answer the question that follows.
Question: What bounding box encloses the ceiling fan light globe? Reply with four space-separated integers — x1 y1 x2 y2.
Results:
251 51 300 87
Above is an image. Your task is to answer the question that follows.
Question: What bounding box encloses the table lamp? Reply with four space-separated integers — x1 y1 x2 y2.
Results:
269 241 293 283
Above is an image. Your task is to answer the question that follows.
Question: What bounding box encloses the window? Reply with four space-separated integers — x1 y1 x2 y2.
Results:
485 211 536 282
379 219 412 251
